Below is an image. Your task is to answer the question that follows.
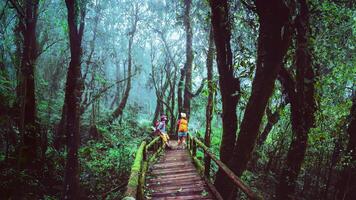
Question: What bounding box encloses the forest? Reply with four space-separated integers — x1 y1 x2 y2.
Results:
0 0 355 199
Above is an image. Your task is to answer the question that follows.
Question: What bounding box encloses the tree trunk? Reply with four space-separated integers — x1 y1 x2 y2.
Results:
168 65 178 135
204 27 214 177
62 0 85 198
54 106 66 151
336 95 356 200
177 69 184 114
276 0 316 198
223 1 291 198
324 135 341 199
151 63 170 124
183 0 193 117
110 45 132 123
209 1 241 196
257 103 285 146
249 103 286 171
152 98 161 124
110 6 138 123
15 0 40 170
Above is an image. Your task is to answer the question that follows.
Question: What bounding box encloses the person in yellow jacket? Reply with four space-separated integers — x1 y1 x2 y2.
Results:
177 112 188 148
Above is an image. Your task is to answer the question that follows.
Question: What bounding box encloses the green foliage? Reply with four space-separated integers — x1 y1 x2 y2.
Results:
0 70 16 107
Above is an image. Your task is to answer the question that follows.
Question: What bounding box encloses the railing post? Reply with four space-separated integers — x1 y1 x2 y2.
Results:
188 135 190 150
204 152 211 177
192 139 197 157
143 147 147 161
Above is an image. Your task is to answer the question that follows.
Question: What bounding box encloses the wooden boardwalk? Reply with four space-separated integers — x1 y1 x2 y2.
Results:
145 148 215 200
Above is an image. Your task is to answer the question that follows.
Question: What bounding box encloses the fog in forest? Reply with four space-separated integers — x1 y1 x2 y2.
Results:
0 0 355 199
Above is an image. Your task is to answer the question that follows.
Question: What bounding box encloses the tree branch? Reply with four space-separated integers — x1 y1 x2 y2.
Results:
278 66 297 104
8 0 25 19
81 74 136 114
0 0 9 20
36 38 65 58
191 78 207 98
240 0 257 12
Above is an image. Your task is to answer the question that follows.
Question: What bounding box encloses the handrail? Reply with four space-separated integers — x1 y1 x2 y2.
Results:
122 136 163 200
123 141 146 199
145 136 161 152
188 135 263 200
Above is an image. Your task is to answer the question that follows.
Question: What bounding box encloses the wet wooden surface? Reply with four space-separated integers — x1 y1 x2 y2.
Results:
145 145 215 200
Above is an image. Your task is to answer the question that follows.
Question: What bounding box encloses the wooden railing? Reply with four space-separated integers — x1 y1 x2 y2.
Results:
122 136 164 200
187 135 263 200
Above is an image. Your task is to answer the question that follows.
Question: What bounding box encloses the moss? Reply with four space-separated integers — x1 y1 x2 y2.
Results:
125 141 146 197
145 136 160 151
124 137 164 199
192 156 205 175
138 161 148 200
122 197 135 200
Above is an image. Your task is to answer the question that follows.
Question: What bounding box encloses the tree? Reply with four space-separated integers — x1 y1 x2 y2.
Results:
9 0 40 169
62 0 86 198
208 1 241 195
276 0 316 198
213 0 292 198
110 3 139 123
204 27 214 176
182 0 193 117
336 94 356 200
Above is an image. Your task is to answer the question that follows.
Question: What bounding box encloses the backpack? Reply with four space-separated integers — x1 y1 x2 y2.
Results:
154 120 160 127
178 119 188 132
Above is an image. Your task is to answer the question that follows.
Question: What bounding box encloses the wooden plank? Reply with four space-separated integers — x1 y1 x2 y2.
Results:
151 189 212 198
149 182 206 190
145 148 217 200
147 175 202 184
150 185 207 194
151 162 193 169
146 179 204 187
150 168 196 175
152 196 213 200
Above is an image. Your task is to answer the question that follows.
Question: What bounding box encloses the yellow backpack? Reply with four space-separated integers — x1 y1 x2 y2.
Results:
178 118 188 132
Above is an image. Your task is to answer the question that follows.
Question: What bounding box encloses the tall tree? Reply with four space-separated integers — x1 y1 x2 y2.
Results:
213 0 292 198
276 0 316 198
204 27 214 176
62 0 85 198
336 94 356 200
110 4 139 123
182 0 193 117
9 0 40 169
209 0 241 195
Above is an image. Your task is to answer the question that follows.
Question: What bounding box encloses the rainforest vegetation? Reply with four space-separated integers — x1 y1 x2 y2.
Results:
0 0 355 199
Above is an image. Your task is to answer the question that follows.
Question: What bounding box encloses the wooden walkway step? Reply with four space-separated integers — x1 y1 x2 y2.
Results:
145 148 216 200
